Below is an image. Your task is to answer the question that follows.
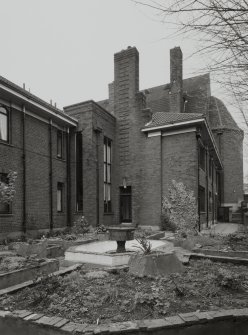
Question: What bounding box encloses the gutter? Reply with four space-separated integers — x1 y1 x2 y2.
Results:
0 83 77 126
142 117 223 169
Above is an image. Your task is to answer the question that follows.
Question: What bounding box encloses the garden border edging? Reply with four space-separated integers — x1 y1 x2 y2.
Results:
0 308 248 335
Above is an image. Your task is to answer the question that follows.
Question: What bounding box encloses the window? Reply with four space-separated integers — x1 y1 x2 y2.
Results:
0 106 8 142
104 137 112 213
0 173 10 214
57 182 63 212
209 191 212 212
57 130 63 158
199 186 205 212
76 132 83 211
209 158 212 178
199 145 205 171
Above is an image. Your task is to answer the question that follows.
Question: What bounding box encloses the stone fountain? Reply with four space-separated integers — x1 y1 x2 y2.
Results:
108 225 136 253
65 224 168 267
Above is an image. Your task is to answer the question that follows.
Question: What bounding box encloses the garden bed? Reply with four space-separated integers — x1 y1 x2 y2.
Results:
0 259 248 325
0 257 59 290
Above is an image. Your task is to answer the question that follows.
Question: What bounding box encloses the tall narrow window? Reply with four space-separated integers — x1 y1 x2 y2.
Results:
209 158 212 178
0 173 10 214
0 106 8 142
57 130 63 158
104 137 111 213
199 145 206 171
76 132 83 211
199 186 205 212
209 191 212 212
57 182 63 212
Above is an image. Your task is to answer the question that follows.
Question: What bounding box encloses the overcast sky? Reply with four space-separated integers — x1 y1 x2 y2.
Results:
1 0 247 176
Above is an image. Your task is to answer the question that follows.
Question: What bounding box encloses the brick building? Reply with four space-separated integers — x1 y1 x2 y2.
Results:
0 46 243 238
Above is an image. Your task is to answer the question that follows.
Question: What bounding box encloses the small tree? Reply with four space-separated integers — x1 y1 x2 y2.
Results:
72 216 91 236
162 180 198 236
0 171 17 204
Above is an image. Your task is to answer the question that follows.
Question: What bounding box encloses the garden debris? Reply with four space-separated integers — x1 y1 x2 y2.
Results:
84 271 109 279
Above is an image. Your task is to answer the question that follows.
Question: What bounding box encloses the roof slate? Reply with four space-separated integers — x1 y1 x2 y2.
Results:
144 112 204 128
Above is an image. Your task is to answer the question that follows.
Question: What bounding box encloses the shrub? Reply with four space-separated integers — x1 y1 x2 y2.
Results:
0 171 17 204
95 224 108 233
215 268 246 291
160 213 177 232
72 216 91 235
162 180 198 236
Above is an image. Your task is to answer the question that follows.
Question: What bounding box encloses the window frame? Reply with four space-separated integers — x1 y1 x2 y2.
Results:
0 106 9 143
104 137 112 213
76 132 83 212
199 186 206 213
57 182 63 213
0 173 11 214
57 130 63 159
199 145 206 171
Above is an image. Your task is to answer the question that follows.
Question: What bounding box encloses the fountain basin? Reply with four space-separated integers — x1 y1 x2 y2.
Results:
65 240 169 267
108 225 136 253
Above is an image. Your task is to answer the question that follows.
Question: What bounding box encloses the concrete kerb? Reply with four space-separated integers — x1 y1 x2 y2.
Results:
0 264 82 296
190 252 248 265
1 308 248 334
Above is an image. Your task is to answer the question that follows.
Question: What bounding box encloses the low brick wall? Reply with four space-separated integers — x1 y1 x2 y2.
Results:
0 308 248 335
0 259 59 290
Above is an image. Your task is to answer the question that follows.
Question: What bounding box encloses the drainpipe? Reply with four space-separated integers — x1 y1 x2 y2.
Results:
66 127 71 227
196 132 201 232
22 105 27 235
212 160 214 224
94 127 102 227
206 148 209 228
49 120 53 231
160 134 163 216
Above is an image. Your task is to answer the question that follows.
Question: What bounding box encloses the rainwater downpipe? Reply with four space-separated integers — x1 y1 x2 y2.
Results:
22 105 27 235
49 120 53 231
95 127 102 227
160 133 163 216
196 132 201 232
206 149 209 228
66 127 71 227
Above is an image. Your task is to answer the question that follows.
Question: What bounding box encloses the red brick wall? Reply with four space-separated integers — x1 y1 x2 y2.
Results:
221 130 243 205
0 100 72 237
162 131 198 196
65 101 116 227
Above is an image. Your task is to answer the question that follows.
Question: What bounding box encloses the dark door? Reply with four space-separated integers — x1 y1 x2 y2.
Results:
120 186 132 223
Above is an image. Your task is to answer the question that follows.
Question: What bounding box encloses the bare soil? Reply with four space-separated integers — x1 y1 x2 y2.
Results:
0 259 248 325
0 256 42 275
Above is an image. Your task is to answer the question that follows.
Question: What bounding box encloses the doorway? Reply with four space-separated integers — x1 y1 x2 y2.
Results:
120 186 132 223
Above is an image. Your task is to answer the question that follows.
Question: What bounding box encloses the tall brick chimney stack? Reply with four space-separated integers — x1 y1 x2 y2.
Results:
169 47 183 113
114 46 139 168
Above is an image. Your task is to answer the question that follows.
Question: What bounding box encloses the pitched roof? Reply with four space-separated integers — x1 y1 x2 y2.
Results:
143 112 204 129
0 75 77 125
208 96 242 132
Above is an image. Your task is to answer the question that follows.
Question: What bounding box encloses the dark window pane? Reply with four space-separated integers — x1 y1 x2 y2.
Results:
57 131 62 158
76 132 83 211
199 186 205 212
57 183 63 212
104 137 112 213
199 146 205 171
0 107 8 142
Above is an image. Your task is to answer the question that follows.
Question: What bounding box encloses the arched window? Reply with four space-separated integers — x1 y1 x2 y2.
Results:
0 106 8 142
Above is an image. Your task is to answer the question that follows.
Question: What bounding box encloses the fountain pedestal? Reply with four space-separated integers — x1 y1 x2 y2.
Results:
108 226 136 253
